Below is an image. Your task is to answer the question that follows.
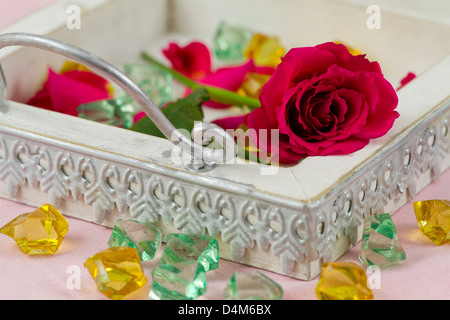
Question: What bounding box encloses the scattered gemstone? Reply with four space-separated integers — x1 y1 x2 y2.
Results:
237 72 271 99
224 271 283 300
124 63 173 108
315 262 374 300
107 219 163 261
77 63 172 128
359 213 406 268
149 259 208 300
0 204 69 255
160 233 219 272
77 97 138 128
84 247 147 300
214 21 253 61
148 233 219 300
243 33 285 68
413 200 450 245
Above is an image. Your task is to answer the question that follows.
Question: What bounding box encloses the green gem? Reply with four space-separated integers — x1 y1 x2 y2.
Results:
224 271 283 300
148 233 219 300
359 213 406 268
161 233 219 272
107 219 163 261
77 96 140 129
149 260 208 300
213 21 253 61
124 63 172 108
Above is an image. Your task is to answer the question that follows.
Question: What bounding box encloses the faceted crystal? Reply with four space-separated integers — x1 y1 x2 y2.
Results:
359 213 406 267
243 33 285 68
77 97 139 128
107 219 162 261
237 72 271 99
149 259 208 300
124 63 173 108
84 247 147 300
214 21 253 61
413 200 450 245
78 63 172 128
315 262 374 300
160 233 219 272
224 271 283 300
0 204 69 255
148 233 219 300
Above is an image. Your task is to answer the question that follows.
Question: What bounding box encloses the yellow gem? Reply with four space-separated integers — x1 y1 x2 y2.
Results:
0 204 69 255
413 200 450 245
243 33 285 68
315 262 373 300
84 247 147 300
237 72 271 99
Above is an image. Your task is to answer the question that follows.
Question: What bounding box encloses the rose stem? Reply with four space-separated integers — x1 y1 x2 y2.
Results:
140 52 261 110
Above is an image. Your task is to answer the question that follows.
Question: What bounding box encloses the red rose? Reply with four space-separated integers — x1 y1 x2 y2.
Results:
245 42 399 165
162 41 212 79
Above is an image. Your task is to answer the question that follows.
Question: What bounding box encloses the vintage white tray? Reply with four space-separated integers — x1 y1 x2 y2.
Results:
0 0 449 280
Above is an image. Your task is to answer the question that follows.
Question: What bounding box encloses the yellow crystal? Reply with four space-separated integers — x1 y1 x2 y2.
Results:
237 72 271 99
413 200 450 245
84 247 147 300
243 33 285 68
315 262 373 300
0 204 69 255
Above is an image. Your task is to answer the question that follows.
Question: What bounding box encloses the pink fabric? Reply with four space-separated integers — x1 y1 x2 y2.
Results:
0 169 450 300
0 0 58 29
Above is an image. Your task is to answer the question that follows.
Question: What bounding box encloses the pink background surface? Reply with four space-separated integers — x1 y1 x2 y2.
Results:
0 0 57 29
0 1 449 300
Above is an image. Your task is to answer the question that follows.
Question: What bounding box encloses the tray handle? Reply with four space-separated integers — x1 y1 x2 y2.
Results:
0 33 236 171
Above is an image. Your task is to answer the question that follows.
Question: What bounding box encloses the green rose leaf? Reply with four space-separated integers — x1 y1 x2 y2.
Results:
130 88 209 138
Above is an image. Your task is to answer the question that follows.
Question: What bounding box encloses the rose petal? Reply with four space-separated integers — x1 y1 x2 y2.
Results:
194 59 274 109
397 72 416 90
163 41 212 79
27 69 112 116
316 42 382 74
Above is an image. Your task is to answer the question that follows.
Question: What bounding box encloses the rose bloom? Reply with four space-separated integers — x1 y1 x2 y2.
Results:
244 42 399 165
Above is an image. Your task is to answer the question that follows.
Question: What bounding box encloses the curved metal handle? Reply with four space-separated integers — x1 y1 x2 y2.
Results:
0 33 236 171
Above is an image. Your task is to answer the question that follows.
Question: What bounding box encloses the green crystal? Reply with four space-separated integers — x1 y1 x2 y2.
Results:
149 260 208 300
214 21 253 61
161 233 219 272
77 95 140 129
107 219 163 261
124 63 172 108
78 63 172 128
148 233 219 300
359 213 406 268
224 271 283 300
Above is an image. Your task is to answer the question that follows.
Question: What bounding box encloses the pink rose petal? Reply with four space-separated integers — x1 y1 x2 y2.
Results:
163 41 212 79
28 68 112 116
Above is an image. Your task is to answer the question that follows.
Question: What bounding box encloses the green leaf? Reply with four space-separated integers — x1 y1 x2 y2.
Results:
130 88 209 139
